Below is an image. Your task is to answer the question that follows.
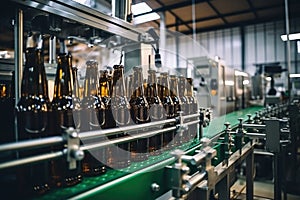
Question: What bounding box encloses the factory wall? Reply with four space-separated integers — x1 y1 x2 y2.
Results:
165 19 300 76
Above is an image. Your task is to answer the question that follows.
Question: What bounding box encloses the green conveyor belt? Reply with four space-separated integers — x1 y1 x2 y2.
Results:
28 106 263 200
203 106 263 139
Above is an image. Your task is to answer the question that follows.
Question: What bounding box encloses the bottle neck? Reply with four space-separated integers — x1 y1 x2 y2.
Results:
178 77 186 97
99 71 110 98
83 63 99 98
112 66 126 97
0 84 7 98
72 67 80 99
134 68 144 97
169 76 179 97
147 71 158 98
186 78 194 97
21 48 48 98
53 53 73 98
160 73 170 98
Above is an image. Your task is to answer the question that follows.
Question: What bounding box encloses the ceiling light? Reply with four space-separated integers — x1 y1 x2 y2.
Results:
243 80 250 85
289 74 300 78
132 2 160 25
281 33 300 41
235 71 248 77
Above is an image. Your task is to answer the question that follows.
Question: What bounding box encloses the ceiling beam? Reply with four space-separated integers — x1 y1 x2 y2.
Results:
206 1 228 24
154 0 193 31
180 16 292 35
166 3 283 28
246 0 258 19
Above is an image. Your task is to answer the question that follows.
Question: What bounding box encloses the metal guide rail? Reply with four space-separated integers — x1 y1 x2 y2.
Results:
0 106 266 200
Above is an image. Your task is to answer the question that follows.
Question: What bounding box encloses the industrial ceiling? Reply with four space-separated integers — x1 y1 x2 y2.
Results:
134 0 300 34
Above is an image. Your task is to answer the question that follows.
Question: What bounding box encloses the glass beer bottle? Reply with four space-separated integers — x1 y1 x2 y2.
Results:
16 33 50 195
146 70 163 155
129 67 150 162
50 40 82 187
81 60 106 176
72 67 81 130
159 72 174 149
169 75 182 146
109 65 131 168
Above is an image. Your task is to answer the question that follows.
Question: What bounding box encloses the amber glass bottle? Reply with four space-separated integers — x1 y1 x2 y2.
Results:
72 67 81 130
186 78 198 141
99 70 115 129
80 60 106 176
16 34 50 195
169 75 182 146
159 72 174 149
109 64 131 168
50 40 82 187
146 70 163 155
178 76 190 142
129 67 150 161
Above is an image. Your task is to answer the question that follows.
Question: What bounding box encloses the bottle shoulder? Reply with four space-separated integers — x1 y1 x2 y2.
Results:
51 96 74 110
81 95 105 109
17 95 49 112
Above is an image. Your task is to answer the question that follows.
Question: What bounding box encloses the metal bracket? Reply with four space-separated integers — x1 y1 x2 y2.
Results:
63 127 84 170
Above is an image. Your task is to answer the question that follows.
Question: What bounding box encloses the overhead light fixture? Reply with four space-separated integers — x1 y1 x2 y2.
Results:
235 71 248 77
132 2 160 25
289 74 300 78
280 33 300 41
243 80 250 85
266 77 272 81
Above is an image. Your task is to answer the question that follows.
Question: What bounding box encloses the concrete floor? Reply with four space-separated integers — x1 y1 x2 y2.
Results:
231 179 300 200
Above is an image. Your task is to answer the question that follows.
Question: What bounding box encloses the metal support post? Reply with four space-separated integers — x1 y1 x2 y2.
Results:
246 147 254 200
14 8 23 142
217 174 230 200
274 153 282 200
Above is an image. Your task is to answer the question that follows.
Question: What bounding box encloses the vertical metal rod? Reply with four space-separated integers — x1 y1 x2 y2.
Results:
284 0 291 103
14 8 23 142
274 153 282 200
218 175 230 200
159 11 166 59
175 18 179 69
246 147 254 200
192 0 196 41
49 36 56 65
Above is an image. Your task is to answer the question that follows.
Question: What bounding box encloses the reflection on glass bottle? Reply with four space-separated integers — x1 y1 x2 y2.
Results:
50 40 82 187
178 76 189 143
109 65 131 168
146 70 163 155
81 60 106 176
16 33 50 196
159 72 174 149
129 67 150 162
186 78 198 141
72 67 81 130
169 75 182 146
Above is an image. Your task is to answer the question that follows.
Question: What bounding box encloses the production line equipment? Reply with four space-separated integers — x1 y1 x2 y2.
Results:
1 101 295 200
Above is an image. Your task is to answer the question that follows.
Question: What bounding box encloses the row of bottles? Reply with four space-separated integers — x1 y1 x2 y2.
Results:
2 33 198 198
